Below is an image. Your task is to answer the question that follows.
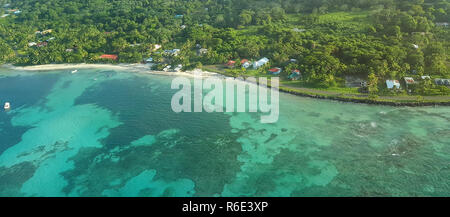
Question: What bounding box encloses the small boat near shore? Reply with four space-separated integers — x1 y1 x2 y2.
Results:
71 69 78 74
4 102 11 110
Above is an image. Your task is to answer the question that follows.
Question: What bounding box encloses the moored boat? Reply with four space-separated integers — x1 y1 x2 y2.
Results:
4 102 10 110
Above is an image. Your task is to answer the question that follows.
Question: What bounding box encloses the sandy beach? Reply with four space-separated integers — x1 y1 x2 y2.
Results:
5 63 222 78
5 63 448 106
1 63 260 90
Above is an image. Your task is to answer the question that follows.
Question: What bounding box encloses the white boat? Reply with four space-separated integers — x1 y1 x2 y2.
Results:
4 102 10 110
71 69 78 74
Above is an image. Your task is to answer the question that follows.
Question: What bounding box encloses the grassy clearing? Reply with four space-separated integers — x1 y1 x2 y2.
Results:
317 11 370 23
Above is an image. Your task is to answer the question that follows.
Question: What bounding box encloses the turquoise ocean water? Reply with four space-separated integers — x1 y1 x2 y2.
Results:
0 68 449 196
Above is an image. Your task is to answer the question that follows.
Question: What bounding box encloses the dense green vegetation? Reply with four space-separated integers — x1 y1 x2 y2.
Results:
0 0 449 95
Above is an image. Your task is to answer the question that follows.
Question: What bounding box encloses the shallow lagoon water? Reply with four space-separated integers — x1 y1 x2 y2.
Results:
0 68 449 196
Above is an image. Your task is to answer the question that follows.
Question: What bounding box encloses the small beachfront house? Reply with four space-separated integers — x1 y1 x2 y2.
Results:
253 57 269 69
404 77 415 85
268 67 282 75
197 48 208 56
225 60 236 68
240 59 251 69
174 64 183 72
99 54 118 61
163 49 180 56
28 42 37 47
145 57 153 63
421 75 431 80
386 80 401 89
288 69 301 80
153 44 162 51
1 14 9 18
163 65 172 72
435 78 450 86
435 22 449 27
404 77 415 92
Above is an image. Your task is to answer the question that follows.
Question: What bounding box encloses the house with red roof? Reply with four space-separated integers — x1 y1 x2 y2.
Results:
268 67 282 75
225 60 236 68
36 42 48 47
288 69 301 80
99 54 118 61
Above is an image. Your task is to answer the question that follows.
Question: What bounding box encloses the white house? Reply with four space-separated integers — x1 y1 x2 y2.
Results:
386 80 401 89
435 22 449 27
253 57 269 69
153 44 162 51
242 62 251 69
240 59 251 69
174 64 183 72
145 57 153 63
163 65 172 72
197 48 208 56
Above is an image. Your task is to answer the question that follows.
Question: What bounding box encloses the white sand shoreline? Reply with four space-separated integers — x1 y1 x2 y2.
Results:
2 63 224 78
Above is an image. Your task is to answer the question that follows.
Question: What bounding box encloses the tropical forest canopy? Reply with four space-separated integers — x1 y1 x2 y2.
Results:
0 0 449 87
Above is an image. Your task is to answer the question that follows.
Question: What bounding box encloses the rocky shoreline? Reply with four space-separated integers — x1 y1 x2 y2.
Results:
278 87 450 107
